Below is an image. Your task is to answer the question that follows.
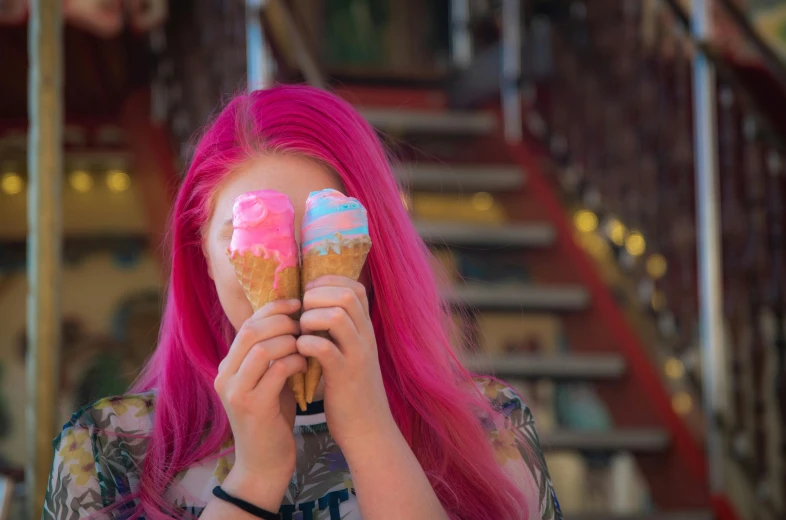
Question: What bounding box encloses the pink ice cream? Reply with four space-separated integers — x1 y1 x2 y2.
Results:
229 190 298 276
301 189 370 255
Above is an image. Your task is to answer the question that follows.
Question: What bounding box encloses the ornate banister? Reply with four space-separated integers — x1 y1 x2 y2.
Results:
527 0 786 515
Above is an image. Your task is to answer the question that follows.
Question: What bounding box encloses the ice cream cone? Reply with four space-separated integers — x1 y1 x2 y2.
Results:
301 238 371 402
228 249 307 411
301 189 372 404
229 250 300 306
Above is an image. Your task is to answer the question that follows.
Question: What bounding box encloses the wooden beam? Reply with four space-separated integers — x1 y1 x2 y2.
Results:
26 1 63 518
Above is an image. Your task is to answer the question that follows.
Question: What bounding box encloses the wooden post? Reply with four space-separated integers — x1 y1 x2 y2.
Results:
26 0 63 518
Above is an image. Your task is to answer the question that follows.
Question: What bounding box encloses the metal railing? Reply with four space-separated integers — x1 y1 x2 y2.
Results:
691 0 726 497
527 0 786 516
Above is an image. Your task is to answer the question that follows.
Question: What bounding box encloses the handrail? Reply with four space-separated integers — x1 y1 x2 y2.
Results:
690 0 726 496
715 0 786 93
539 0 786 514
661 0 786 154
661 0 786 94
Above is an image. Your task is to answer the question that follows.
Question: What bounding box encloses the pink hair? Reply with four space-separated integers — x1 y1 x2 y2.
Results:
124 85 531 519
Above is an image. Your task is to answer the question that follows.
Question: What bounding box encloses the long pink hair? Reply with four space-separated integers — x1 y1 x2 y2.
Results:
127 85 530 519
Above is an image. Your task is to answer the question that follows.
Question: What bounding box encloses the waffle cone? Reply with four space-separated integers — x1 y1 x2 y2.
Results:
228 249 307 411
301 238 371 402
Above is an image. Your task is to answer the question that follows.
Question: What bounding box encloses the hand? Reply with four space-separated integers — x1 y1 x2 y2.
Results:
297 276 396 447
213 299 306 509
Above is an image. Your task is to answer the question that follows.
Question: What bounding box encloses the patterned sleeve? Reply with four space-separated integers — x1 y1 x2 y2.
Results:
41 394 154 520
41 423 107 519
476 377 564 520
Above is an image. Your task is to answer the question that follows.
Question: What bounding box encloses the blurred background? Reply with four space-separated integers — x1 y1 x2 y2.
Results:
3 0 786 519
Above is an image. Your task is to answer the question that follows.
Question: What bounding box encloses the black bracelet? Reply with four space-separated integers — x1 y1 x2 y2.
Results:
212 486 281 519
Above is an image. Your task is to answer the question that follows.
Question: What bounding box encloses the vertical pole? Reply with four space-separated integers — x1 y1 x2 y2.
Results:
501 0 522 142
26 0 63 518
691 0 726 494
246 0 276 91
450 0 472 69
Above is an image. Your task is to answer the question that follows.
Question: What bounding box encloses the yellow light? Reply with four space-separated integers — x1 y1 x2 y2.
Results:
1 172 24 195
672 391 693 415
472 192 494 211
69 170 93 193
606 218 627 246
574 209 598 233
647 254 668 279
664 357 685 379
651 290 666 311
625 231 646 256
107 170 131 192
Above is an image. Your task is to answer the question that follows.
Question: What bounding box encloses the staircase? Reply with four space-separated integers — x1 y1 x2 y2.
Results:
334 85 713 518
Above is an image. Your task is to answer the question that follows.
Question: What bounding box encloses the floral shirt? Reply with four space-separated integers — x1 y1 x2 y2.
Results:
42 377 562 519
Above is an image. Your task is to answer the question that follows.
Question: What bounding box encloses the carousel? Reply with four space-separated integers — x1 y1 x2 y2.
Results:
0 2 173 518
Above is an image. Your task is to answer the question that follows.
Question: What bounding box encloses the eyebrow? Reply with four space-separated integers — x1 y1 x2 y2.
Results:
223 219 233 227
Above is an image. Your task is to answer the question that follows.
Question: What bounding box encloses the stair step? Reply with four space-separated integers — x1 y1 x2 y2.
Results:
447 283 590 311
416 222 555 247
542 429 670 453
396 163 525 192
464 353 625 380
359 107 496 135
571 513 712 520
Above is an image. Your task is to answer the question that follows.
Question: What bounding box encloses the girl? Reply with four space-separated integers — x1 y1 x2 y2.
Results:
43 86 562 520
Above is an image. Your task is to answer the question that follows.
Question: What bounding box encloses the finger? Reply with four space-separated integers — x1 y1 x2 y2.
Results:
254 353 308 398
222 314 300 376
300 307 359 354
303 286 369 333
296 334 343 375
304 276 370 319
250 298 303 322
233 335 299 392
220 301 301 376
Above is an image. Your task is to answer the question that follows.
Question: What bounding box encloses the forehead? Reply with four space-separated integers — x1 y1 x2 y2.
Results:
212 155 344 220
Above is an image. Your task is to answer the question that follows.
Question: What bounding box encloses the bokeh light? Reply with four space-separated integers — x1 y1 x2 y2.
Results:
664 357 685 379
625 231 646 256
574 209 598 232
606 218 626 246
69 170 93 193
646 254 668 279
106 170 131 192
1 172 24 195
672 391 693 415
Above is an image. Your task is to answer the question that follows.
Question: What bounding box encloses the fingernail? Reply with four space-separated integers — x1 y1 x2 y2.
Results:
289 299 301 305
